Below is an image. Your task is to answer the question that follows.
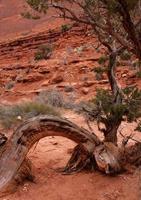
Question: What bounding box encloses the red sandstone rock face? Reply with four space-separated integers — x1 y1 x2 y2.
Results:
0 0 65 41
0 24 141 103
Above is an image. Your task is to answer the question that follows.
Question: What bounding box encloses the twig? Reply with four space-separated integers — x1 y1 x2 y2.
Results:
32 141 40 152
118 129 141 145
85 119 94 133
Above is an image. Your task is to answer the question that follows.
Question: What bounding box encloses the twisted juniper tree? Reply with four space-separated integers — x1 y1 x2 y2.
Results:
25 0 141 143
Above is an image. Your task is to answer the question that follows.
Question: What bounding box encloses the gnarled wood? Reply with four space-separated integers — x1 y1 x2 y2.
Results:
0 115 122 197
0 115 99 196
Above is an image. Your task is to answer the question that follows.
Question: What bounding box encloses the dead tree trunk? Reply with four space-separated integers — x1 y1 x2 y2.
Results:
0 115 99 196
0 115 122 197
104 120 121 144
104 51 123 144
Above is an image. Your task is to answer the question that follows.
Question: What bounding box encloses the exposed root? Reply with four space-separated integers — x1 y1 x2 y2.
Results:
0 158 35 197
0 133 7 146
1 115 141 195
0 115 98 196
94 142 121 174
60 144 96 174
14 158 35 184
121 142 141 167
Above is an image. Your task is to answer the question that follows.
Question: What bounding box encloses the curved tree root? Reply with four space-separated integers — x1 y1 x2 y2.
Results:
0 115 123 197
121 142 141 168
60 144 96 174
0 115 97 196
14 158 35 184
0 158 35 197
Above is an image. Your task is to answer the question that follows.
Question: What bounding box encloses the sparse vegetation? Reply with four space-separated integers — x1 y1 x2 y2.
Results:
21 11 40 19
136 71 141 78
36 89 76 109
5 81 15 90
31 15 40 19
34 44 52 60
61 24 72 32
0 101 60 129
36 89 65 107
98 56 108 65
21 11 33 19
93 67 105 74
93 66 106 80
132 60 141 71
26 0 48 13
120 50 131 61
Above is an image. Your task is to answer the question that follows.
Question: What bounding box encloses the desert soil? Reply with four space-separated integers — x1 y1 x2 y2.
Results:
0 1 140 200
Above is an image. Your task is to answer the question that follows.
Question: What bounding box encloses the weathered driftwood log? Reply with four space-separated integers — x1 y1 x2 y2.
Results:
0 115 121 196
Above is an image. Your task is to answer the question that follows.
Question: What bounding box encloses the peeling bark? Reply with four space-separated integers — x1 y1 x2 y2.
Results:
0 115 122 197
0 115 99 196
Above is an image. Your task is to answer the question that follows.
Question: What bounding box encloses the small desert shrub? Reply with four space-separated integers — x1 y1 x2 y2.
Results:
34 44 52 60
0 102 60 129
36 89 76 109
26 0 48 13
20 102 60 117
36 89 64 107
93 66 106 74
74 101 91 113
136 71 141 78
21 11 32 19
21 11 40 20
74 86 141 126
120 50 131 61
93 66 106 80
61 24 71 32
5 81 15 90
135 122 141 132
32 15 40 19
98 56 108 65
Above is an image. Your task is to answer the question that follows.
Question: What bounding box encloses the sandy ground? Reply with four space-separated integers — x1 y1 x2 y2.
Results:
3 113 140 200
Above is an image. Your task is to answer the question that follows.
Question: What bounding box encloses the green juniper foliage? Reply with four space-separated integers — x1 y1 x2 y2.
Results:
61 24 72 32
26 0 141 58
26 0 48 13
25 0 141 141
88 86 141 131
98 56 108 65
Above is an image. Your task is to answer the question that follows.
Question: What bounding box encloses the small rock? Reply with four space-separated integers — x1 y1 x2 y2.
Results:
121 73 127 78
64 85 74 92
39 69 50 74
83 81 96 87
41 80 49 87
51 75 64 84
22 183 29 192
81 88 89 95
17 116 22 120
79 66 88 73
16 74 43 83
98 79 109 84
53 142 58 145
